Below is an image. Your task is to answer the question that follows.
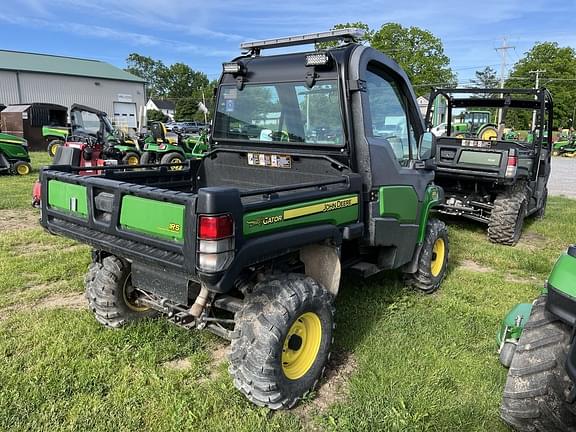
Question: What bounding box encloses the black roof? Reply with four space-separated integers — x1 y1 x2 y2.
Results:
150 99 175 110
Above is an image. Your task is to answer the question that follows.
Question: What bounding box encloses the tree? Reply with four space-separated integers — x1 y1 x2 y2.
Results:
471 66 499 89
125 53 169 98
175 98 197 121
506 42 576 129
370 23 456 95
147 109 168 122
164 63 209 100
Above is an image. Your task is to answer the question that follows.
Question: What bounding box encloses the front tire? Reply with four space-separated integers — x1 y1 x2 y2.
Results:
229 273 335 409
85 255 158 328
12 161 32 176
122 151 140 166
406 218 449 293
500 295 575 431
160 152 184 170
488 185 528 246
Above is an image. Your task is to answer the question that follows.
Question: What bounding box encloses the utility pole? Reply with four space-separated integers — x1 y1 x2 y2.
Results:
529 69 546 132
495 37 515 129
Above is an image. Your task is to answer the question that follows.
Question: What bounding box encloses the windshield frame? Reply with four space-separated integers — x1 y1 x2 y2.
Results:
212 78 346 149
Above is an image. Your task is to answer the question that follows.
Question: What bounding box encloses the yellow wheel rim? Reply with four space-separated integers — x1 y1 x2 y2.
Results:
127 156 139 165
50 145 58 156
480 128 497 141
282 312 322 380
169 157 184 170
454 133 465 139
122 276 149 312
16 164 30 175
430 238 445 277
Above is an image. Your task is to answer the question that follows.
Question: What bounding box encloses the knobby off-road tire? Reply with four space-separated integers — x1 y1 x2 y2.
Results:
229 273 335 409
501 295 576 431
534 187 548 220
85 255 158 328
488 184 528 246
406 218 449 293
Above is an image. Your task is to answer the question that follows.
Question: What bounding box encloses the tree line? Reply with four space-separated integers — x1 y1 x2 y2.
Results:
126 22 576 129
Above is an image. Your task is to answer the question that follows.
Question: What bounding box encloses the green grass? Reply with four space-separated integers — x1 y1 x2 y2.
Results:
0 169 575 430
0 152 52 209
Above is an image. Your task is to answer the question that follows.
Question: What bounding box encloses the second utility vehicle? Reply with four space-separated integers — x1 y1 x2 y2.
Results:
38 29 449 409
425 88 552 245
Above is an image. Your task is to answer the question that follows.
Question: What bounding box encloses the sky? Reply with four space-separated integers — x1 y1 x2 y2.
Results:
0 0 575 85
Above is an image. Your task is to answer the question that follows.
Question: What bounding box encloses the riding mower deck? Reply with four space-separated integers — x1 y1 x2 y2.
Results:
140 122 207 167
0 132 32 175
497 244 576 430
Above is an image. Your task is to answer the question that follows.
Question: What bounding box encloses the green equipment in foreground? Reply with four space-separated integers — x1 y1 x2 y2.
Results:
140 122 208 167
38 28 450 409
0 132 32 175
497 245 576 430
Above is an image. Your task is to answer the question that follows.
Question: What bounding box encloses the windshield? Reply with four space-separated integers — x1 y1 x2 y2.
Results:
213 80 344 146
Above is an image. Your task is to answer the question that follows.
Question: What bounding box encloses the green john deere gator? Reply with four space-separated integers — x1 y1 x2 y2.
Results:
38 29 449 409
497 244 576 430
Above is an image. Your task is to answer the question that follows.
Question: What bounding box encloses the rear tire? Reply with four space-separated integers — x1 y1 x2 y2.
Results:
406 218 449 293
160 152 184 170
488 185 527 246
500 295 575 431
229 273 335 409
478 125 498 140
122 151 140 166
85 255 158 328
47 139 63 157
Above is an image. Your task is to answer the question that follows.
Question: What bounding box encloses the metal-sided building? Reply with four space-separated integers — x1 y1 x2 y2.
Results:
0 49 146 129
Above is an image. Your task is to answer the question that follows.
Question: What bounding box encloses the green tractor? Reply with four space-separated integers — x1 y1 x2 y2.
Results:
497 244 576 430
140 122 208 167
0 132 32 175
451 110 498 140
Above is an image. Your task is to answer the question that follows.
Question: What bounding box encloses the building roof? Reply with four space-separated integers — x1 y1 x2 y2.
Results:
150 99 176 110
0 50 146 83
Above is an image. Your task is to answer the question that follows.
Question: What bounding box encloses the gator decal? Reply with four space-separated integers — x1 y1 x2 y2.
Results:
244 195 359 236
119 195 185 242
47 180 88 217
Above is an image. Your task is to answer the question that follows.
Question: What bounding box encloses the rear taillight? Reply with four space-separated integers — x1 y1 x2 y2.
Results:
505 154 517 178
197 214 234 273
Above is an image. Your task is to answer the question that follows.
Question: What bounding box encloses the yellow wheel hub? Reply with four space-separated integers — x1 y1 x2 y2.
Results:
169 158 184 170
282 312 322 380
127 156 139 165
430 238 445 277
122 276 149 312
480 128 497 141
16 164 30 175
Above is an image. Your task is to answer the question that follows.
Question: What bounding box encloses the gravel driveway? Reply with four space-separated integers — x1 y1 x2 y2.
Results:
549 157 576 199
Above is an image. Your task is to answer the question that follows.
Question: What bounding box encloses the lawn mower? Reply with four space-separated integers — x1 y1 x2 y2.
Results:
140 121 208 167
48 104 142 164
0 132 32 175
497 244 576 430
553 132 576 157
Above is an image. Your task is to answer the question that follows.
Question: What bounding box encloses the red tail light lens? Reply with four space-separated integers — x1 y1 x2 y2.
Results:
506 156 518 167
198 214 233 239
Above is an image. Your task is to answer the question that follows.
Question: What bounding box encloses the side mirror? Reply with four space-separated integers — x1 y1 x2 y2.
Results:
418 132 436 160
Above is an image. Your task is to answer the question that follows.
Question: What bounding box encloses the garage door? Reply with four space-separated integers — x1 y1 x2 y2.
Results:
113 102 137 129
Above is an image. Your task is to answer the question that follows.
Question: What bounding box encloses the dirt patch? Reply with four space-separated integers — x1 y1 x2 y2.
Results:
0 292 85 320
293 350 357 425
459 259 493 273
0 209 39 231
517 232 548 251
505 274 540 284
164 343 229 377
